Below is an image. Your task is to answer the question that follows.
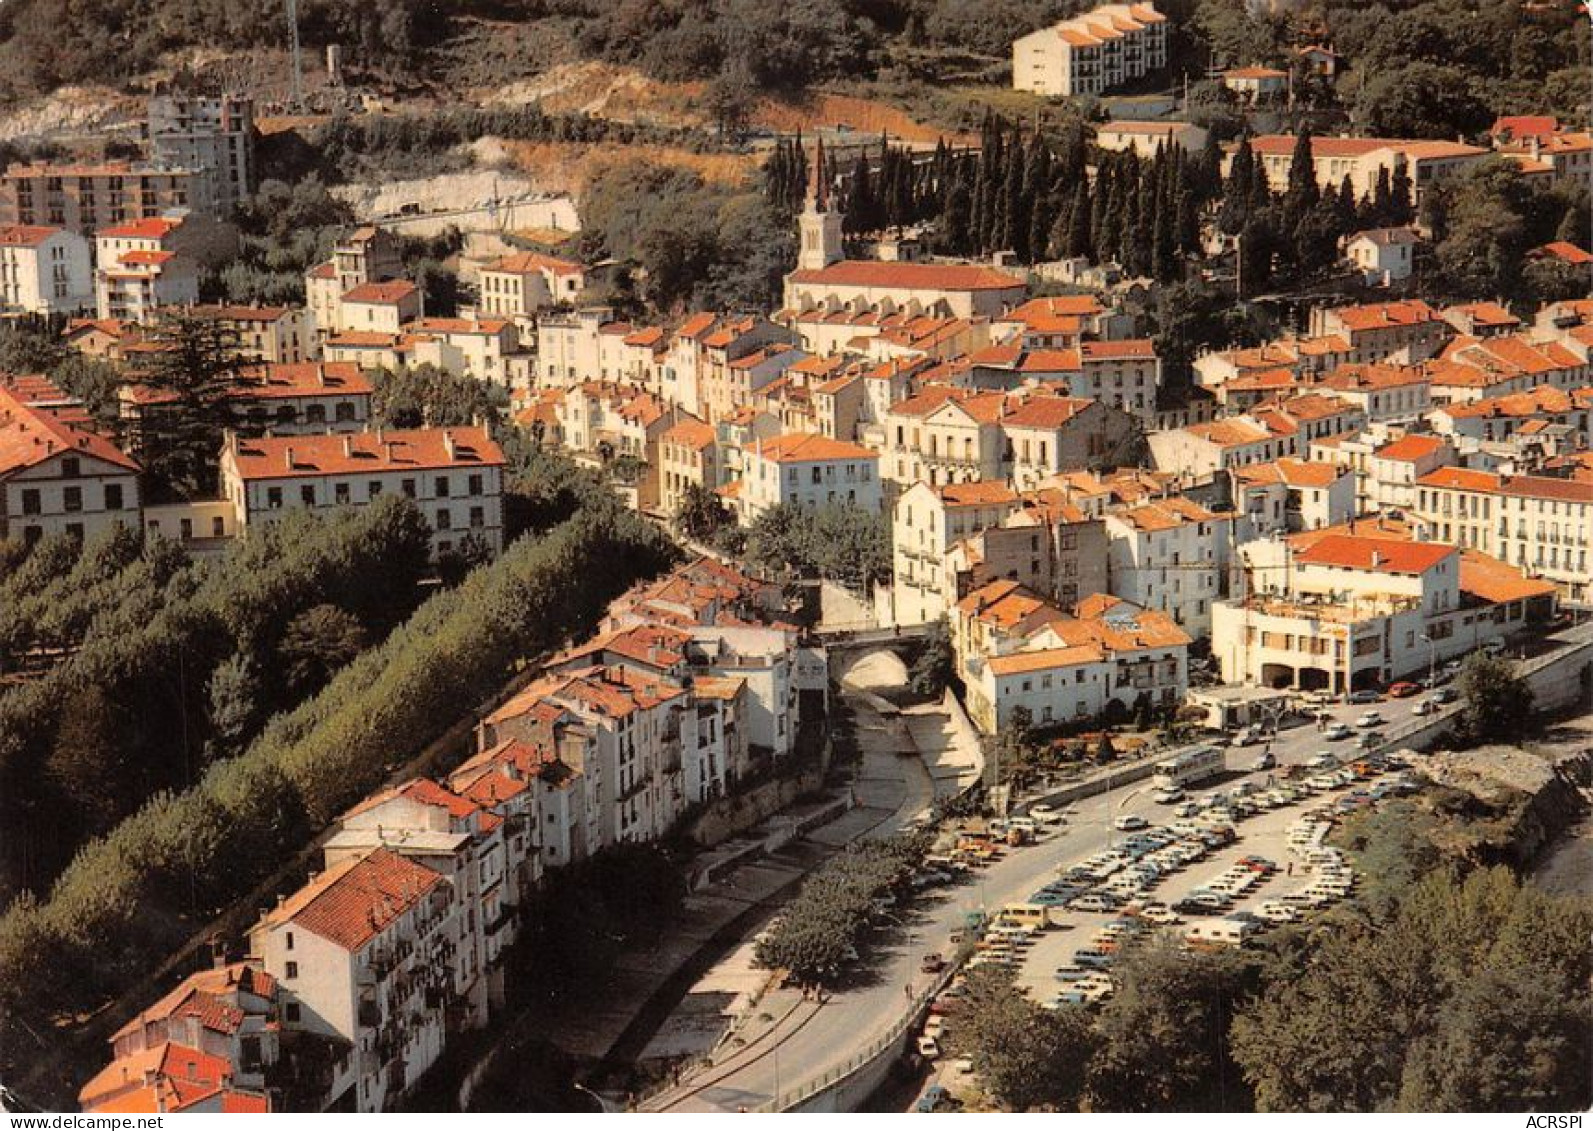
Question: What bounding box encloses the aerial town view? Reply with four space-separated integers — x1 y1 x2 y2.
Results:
0 0 1588 1120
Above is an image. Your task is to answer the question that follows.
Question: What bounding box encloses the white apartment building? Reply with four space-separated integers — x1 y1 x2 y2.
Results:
893 480 1022 626
1013 3 1168 97
1214 529 1556 691
1411 466 1593 600
1104 496 1232 638
220 426 506 561
0 224 92 314
476 251 585 320
146 94 255 215
0 386 141 544
737 432 881 520
405 317 523 386
248 848 459 1113
94 216 199 321
1231 458 1356 536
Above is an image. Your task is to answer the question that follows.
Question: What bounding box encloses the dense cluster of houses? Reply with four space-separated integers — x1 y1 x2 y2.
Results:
76 555 828 1112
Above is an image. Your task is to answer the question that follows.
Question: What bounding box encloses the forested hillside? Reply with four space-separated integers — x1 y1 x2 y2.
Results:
5 0 1581 122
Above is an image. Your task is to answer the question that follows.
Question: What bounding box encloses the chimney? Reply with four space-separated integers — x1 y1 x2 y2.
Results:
284 446 295 470
342 435 353 459
443 430 456 460
1371 549 1382 568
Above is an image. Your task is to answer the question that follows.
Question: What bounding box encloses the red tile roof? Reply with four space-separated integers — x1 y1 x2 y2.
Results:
1374 434 1448 462
486 251 583 276
0 223 62 247
265 848 445 952
97 217 182 240
0 386 138 475
753 432 877 464
1295 534 1456 574
787 260 1024 292
341 279 418 305
227 425 503 481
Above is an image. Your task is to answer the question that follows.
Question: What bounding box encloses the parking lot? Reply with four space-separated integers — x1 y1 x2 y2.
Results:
930 752 1419 1014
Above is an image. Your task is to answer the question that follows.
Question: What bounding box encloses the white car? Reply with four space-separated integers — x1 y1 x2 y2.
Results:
1413 698 1437 716
1356 711 1385 728
917 1036 941 1059
1029 804 1067 825
1325 723 1354 740
1151 787 1185 804
1113 814 1149 832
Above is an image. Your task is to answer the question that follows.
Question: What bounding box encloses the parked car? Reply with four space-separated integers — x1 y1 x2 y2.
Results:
1152 787 1185 804
1029 804 1067 825
1357 732 1384 750
1231 726 1263 747
1251 751 1277 771
1305 752 1340 770
917 1036 941 1059
1356 711 1385 728
1326 723 1353 740
1173 801 1200 818
1113 814 1149 832
920 953 947 974
1348 690 1382 705
1432 687 1458 704
1387 682 1421 698
1413 698 1437 716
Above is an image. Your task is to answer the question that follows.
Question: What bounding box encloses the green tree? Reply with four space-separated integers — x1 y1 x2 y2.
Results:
956 968 1098 1110
133 313 256 499
909 617 954 699
204 652 262 763
674 481 734 542
1355 62 1491 140
278 604 369 697
1088 937 1253 1111
1455 652 1534 745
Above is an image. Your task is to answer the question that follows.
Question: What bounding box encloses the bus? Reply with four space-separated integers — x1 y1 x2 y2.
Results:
1153 745 1225 790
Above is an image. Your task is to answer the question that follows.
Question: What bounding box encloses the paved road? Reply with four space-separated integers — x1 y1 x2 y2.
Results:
647 690 1440 1112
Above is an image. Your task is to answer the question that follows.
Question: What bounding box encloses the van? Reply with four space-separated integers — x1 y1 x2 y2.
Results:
1184 918 1259 947
1000 903 1055 931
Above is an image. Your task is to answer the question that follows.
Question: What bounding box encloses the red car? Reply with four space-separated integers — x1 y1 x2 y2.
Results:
1387 682 1421 698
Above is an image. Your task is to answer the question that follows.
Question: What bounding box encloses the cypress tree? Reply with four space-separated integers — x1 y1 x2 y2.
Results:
1220 135 1255 235
1372 165 1393 225
1284 126 1319 232
1389 166 1415 225
1067 178 1093 259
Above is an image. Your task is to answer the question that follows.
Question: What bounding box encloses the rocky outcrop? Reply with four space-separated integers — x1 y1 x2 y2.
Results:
1421 744 1593 869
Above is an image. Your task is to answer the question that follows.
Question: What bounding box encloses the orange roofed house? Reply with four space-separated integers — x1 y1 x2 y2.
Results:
0 384 141 545
247 848 456 1113
93 216 200 322
1216 525 1558 691
78 964 278 1114
220 425 505 561
737 432 881 520
952 578 1190 731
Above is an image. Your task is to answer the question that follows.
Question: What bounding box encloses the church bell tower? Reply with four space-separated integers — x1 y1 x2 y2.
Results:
797 137 844 272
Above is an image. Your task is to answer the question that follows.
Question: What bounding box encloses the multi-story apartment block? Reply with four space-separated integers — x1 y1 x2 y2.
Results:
1360 433 1456 513
0 163 199 237
893 480 1022 626
1242 137 1487 201
658 416 720 519
0 386 141 544
220 426 506 561
181 304 313 364
1411 466 1593 600
1147 416 1294 481
79 964 278 1114
248 848 460 1113
476 251 585 320
1315 362 1434 422
952 579 1189 732
94 216 200 321
967 339 1162 427
1104 495 1232 638
1231 458 1356 535
121 361 373 441
1013 3 1168 97
736 432 882 520
1215 526 1557 691
0 224 92 314
1308 301 1452 364
146 93 255 215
